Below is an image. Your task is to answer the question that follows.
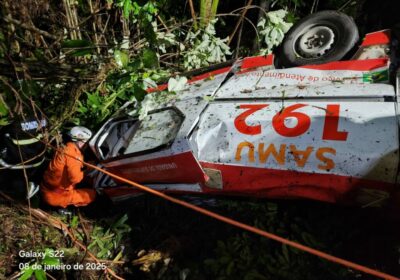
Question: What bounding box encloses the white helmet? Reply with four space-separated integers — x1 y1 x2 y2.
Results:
68 126 92 142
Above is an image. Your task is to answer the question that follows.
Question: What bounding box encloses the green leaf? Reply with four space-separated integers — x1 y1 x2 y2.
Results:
143 2 158 16
87 92 101 107
43 255 60 266
141 18 157 45
21 80 40 97
301 232 318 247
0 99 8 116
71 49 92 57
112 214 129 229
0 118 10 126
41 248 60 267
19 267 34 280
226 260 235 275
77 101 88 114
141 49 159 68
96 238 105 248
34 269 47 280
70 215 79 228
34 49 46 61
98 247 110 258
132 2 141 16
114 50 129 68
123 0 132 18
130 84 147 102
127 59 141 71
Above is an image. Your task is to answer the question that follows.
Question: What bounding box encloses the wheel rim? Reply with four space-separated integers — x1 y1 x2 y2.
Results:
296 25 335 58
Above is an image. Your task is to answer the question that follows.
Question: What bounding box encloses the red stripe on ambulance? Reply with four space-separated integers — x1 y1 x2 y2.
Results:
300 58 387 71
241 55 274 69
361 30 391 46
105 151 207 184
200 162 395 203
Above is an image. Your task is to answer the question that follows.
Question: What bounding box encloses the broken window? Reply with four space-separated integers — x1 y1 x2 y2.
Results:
123 108 183 155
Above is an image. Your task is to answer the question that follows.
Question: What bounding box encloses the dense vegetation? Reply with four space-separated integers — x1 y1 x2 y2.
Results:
1 0 400 279
0 0 369 130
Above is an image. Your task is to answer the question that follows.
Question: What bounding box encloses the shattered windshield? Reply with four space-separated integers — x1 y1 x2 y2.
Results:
124 109 183 154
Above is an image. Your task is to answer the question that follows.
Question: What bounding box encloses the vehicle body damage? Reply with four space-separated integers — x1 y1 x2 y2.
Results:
88 29 400 205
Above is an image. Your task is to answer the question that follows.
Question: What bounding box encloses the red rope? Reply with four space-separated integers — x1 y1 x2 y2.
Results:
82 161 400 280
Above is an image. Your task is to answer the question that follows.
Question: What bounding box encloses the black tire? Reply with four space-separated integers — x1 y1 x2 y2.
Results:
278 10 359 67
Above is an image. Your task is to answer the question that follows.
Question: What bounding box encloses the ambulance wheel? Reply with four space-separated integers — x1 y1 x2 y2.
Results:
278 10 359 67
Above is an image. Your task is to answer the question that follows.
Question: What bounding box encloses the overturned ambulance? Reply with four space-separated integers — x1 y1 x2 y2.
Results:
88 12 400 205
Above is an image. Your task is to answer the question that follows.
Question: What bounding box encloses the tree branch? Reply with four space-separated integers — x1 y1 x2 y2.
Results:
228 0 253 45
3 16 58 41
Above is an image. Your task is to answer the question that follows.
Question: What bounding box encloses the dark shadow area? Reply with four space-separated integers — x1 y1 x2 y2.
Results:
81 193 400 279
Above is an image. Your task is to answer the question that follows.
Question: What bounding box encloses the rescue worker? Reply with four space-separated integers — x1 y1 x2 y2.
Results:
40 126 96 208
0 113 48 199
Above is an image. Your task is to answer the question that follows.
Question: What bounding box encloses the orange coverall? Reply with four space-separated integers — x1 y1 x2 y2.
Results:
41 142 95 208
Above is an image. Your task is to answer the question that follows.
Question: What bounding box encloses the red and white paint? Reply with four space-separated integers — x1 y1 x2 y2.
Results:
90 31 399 204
